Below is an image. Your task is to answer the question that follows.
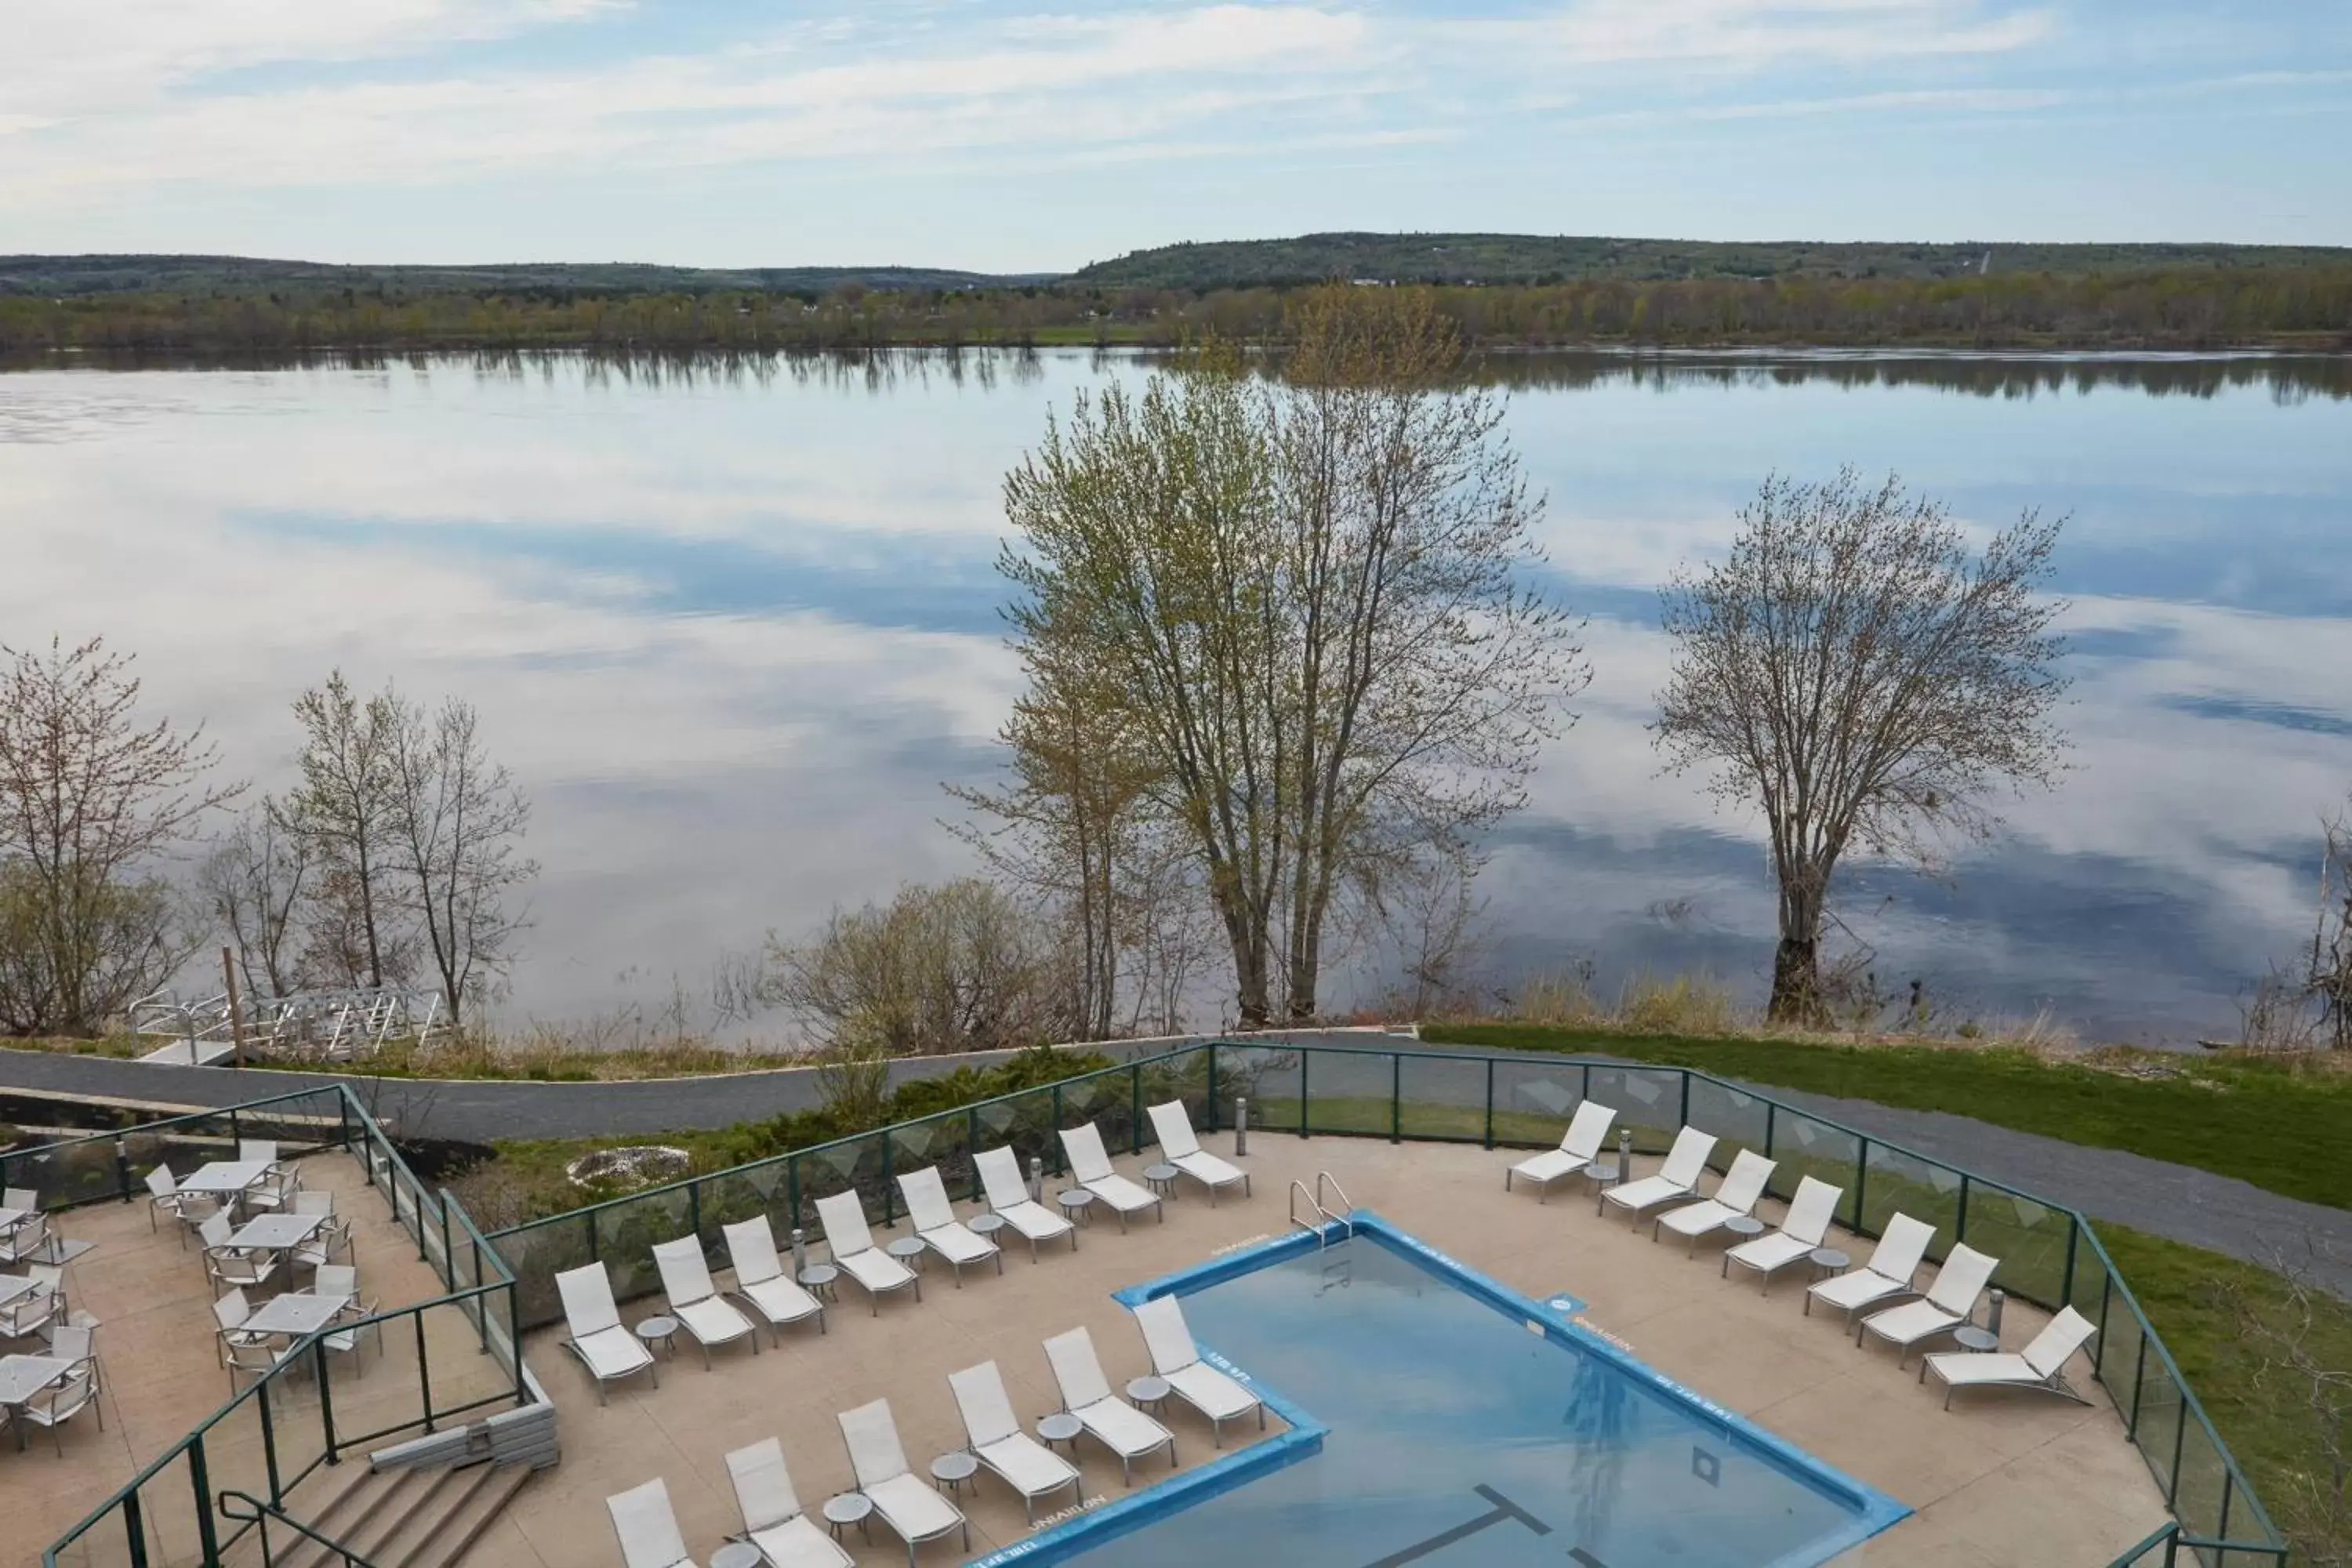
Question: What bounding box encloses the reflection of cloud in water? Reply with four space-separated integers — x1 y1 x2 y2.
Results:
0 352 2344 1036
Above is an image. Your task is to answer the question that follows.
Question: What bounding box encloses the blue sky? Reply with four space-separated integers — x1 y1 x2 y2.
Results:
2 0 2347 270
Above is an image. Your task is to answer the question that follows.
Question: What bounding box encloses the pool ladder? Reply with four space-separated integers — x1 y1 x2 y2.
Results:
1289 1172 1356 1291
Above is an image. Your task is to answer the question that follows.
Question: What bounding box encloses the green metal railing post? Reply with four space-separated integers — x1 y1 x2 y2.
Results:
339 1094 351 1152
1957 1174 1971 1244
2167 1392 2187 1503
2062 1219 2078 1305
1854 1137 1871 1232
416 1313 434 1433
1131 1065 1144 1155
2129 1334 2149 1438
1051 1085 1063 1169
230 1109 242 1153
189 1431 220 1565
585 1208 598 1264
788 1155 801 1232
1678 1070 1690 1129
1390 1054 1402 1143
1207 1044 1220 1131
259 1370 282 1504
688 1180 702 1241
1483 1060 1495 1149
967 1109 982 1202
439 1202 453 1287
1764 1102 1777 1165
880 1132 895 1225
123 1486 151 1568
317 1335 339 1459
1298 1052 1310 1137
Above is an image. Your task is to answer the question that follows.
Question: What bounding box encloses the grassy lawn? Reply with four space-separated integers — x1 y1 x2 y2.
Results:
1423 1024 2352 1212
2097 1224 2350 1564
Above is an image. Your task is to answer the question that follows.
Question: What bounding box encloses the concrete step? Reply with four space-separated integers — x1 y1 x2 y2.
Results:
278 1465 430 1568
406 1462 534 1568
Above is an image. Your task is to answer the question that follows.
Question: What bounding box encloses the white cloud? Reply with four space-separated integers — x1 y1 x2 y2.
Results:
1475 0 2053 67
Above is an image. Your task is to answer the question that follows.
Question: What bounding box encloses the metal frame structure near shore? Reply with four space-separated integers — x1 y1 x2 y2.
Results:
481 1037 2290 1566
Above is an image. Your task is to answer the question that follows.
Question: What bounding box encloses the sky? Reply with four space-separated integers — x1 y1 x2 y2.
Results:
2 0 2348 270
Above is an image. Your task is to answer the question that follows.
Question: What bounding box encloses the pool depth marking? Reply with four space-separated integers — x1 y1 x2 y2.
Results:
1360 1484 1554 1568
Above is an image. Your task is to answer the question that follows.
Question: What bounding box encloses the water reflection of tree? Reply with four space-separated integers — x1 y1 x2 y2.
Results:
1557 1352 1636 1548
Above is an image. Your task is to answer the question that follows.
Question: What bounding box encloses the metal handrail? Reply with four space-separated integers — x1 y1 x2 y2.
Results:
1316 1171 1355 1229
1288 1172 1355 1259
218 1488 383 1567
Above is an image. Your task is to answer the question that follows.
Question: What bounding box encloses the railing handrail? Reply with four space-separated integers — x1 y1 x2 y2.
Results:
218 1487 384 1567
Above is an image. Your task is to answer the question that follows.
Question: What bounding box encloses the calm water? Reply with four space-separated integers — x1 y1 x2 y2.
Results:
2 350 2347 1043
1066 1230 1893 1567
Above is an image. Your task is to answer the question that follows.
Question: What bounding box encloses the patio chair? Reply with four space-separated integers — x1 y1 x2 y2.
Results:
896 1166 1002 1285
202 1217 281 1294
1042 1325 1175 1485
1806 1213 1936 1323
144 1164 219 1243
1506 1100 1617 1203
948 1359 1082 1524
1653 1149 1778 1251
212 1287 270 1361
814 1192 920 1316
724 1436 853 1568
308 1264 382 1369
975 1146 1076 1261
1599 1127 1717 1227
238 1140 280 1164
720 1217 827 1342
605 1477 695 1568
47 1323 95 1363
1858 1243 2002 1367
1146 1102 1250 1204
1058 1123 1163 1232
0 1191 54 1267
1 1276 59 1339
1722 1176 1845 1294
554 1262 658 1405
1130 1294 1264 1446
837 1398 970 1566
19 1359 101 1455
652 1236 760 1368
1921 1306 2099 1410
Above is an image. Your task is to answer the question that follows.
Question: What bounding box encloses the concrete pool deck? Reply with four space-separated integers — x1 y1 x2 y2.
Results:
488 1131 2169 1567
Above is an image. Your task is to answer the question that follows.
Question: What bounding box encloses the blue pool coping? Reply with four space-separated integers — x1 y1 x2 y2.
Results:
967 1210 1909 1567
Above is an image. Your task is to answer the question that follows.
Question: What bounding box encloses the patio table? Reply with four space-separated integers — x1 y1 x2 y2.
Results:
227 1213 327 1252
242 1291 350 1338
0 1352 67 1450
180 1160 274 1198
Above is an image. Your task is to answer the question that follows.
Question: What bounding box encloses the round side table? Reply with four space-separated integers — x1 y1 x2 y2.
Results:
1722 1215 1767 1240
967 1211 1007 1239
1056 1189 1094 1226
1036 1411 1083 1455
1807 1247 1851 1279
711 1542 764 1568
1950 1324 2000 1353
1583 1160 1621 1193
1126 1374 1171 1415
931 1450 980 1497
822 1491 873 1544
633 1316 679 1359
887 1235 928 1272
1142 1163 1181 1200
797 1262 840 1301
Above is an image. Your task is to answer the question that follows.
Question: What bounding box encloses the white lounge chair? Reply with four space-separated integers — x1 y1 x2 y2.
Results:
652 1236 760 1368
1599 1127 1717 1226
1654 1149 1777 1251
1146 1102 1250 1204
1859 1243 2002 1367
948 1359 1082 1524
814 1192 920 1316
1921 1305 2098 1409
975 1146 1076 1260
1043 1325 1175 1485
725 1436 853 1568
1058 1123 1163 1232
1131 1294 1264 1446
837 1398 969 1566
896 1167 1002 1285
555 1262 658 1405
1806 1212 1936 1323
721 1217 828 1341
605 1477 695 1568
1722 1176 1844 1293
1506 1101 1617 1203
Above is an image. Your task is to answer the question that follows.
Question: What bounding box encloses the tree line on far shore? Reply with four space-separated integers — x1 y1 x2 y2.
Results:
4 263 2349 359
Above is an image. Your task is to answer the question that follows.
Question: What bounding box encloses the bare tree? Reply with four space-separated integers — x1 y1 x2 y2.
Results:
1387 849 1492 1020
387 695 536 1028
2226 1249 2350 1564
1653 470 2069 1022
2307 800 2352 1051
200 799 311 999
765 879 1080 1056
998 288 1585 1025
282 673 408 988
0 637 240 1034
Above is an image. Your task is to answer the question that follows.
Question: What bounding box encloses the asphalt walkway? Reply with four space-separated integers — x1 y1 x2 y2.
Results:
4 1032 2343 1293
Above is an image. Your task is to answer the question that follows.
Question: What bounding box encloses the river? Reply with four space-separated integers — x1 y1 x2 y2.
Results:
2 349 2347 1045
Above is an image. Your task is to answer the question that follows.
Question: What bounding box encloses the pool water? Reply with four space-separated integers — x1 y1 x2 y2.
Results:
1063 1222 1902 1568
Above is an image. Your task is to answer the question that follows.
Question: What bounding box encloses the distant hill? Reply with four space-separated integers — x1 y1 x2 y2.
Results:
1071 232 2352 289
0 254 1048 298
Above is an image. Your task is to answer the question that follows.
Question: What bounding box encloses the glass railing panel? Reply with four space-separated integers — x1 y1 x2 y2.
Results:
1488 1056 1592 1148
1761 1109 1863 1231
1684 1076 1771 1169
1301 1047 1392 1138
1134 1045 1216 1139
1397 1053 1488 1142
693 1155 791 1250
590 1185 692 1307
1198 1044 1299 1137
2132 1352 2186 1500
887 1112 971 1223
189 1386 275 1557
497 1210 593 1332
2171 1416 2229 1545
1582 1065 1681 1153
1861 1143 1962 1259
1959 1181 2070 1308
796 1129 890 1230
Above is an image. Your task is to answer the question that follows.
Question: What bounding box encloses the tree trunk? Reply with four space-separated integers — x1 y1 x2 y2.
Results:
1768 935 1820 1022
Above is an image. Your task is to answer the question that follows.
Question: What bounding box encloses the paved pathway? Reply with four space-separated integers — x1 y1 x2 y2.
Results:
4 1031 2343 1293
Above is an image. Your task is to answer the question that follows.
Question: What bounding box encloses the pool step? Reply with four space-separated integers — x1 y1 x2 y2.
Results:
1319 1236 1353 1292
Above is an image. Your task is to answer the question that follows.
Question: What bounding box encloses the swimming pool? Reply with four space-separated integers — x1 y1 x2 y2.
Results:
993 1214 1906 1568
